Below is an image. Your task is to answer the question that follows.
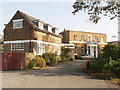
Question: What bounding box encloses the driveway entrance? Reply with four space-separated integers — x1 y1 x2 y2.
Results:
2 60 119 88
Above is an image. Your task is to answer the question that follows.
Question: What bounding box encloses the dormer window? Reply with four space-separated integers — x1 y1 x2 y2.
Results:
32 20 39 27
43 24 48 30
13 19 23 29
52 28 56 33
39 22 44 30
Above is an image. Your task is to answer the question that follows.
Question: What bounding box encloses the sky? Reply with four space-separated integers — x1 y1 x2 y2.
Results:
0 0 118 42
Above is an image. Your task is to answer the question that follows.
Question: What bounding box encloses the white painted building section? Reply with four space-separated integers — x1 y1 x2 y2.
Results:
118 13 120 42
48 25 52 33
39 22 44 30
87 43 98 58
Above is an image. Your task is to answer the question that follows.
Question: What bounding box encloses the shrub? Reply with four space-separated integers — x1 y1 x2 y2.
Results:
102 44 120 61
56 56 61 62
42 53 58 65
88 44 120 78
109 58 120 78
75 55 82 59
69 58 74 61
88 58 109 72
27 60 36 69
33 56 46 68
60 47 70 62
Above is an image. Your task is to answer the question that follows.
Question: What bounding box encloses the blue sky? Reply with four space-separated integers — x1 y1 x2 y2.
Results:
0 1 118 41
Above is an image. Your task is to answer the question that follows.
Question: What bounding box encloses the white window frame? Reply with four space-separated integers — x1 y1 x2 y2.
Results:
88 35 92 42
81 47 85 54
74 34 77 40
95 36 98 42
74 46 77 55
11 43 24 50
81 35 84 41
13 19 23 29
57 46 61 55
36 43 45 55
101 37 104 42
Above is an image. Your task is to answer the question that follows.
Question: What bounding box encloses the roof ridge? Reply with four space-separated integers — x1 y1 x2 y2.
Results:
17 10 38 21
65 29 106 35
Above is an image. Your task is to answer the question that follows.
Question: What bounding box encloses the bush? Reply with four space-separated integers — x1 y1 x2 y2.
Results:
42 53 58 65
33 56 46 68
102 44 120 61
109 58 120 78
56 56 61 62
60 47 70 62
69 58 74 61
88 44 120 78
27 60 36 69
75 55 82 59
88 58 109 72
27 56 46 69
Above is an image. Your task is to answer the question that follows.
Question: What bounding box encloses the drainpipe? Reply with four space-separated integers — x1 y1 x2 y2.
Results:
29 27 33 53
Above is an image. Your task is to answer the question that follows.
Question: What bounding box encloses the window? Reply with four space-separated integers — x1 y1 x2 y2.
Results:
101 37 104 42
37 43 45 55
88 35 92 42
11 43 24 50
13 19 23 29
81 47 84 55
32 21 38 27
74 46 77 54
74 34 77 40
57 46 61 55
52 28 56 33
39 22 44 30
95 36 98 42
81 35 84 41
43 24 48 30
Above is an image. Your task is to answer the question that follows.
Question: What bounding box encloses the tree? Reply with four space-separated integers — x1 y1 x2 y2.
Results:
72 0 120 23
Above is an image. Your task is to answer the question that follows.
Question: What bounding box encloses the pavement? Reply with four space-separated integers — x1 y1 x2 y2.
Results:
2 60 120 88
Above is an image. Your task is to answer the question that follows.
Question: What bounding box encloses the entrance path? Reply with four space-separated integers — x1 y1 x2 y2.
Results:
2 60 120 88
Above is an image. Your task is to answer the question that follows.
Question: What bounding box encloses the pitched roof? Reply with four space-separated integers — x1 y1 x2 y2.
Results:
63 29 106 35
17 10 62 38
18 10 37 21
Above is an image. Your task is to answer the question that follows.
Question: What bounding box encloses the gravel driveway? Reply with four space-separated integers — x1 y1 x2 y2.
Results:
2 60 119 88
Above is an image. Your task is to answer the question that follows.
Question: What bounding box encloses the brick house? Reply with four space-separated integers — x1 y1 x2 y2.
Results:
4 10 62 56
60 29 107 57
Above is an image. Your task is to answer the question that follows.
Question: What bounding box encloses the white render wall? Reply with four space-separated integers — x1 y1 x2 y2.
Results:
118 16 120 42
39 22 44 30
48 26 52 33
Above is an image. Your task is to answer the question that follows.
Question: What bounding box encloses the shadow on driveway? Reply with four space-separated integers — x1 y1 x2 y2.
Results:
2 60 99 79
